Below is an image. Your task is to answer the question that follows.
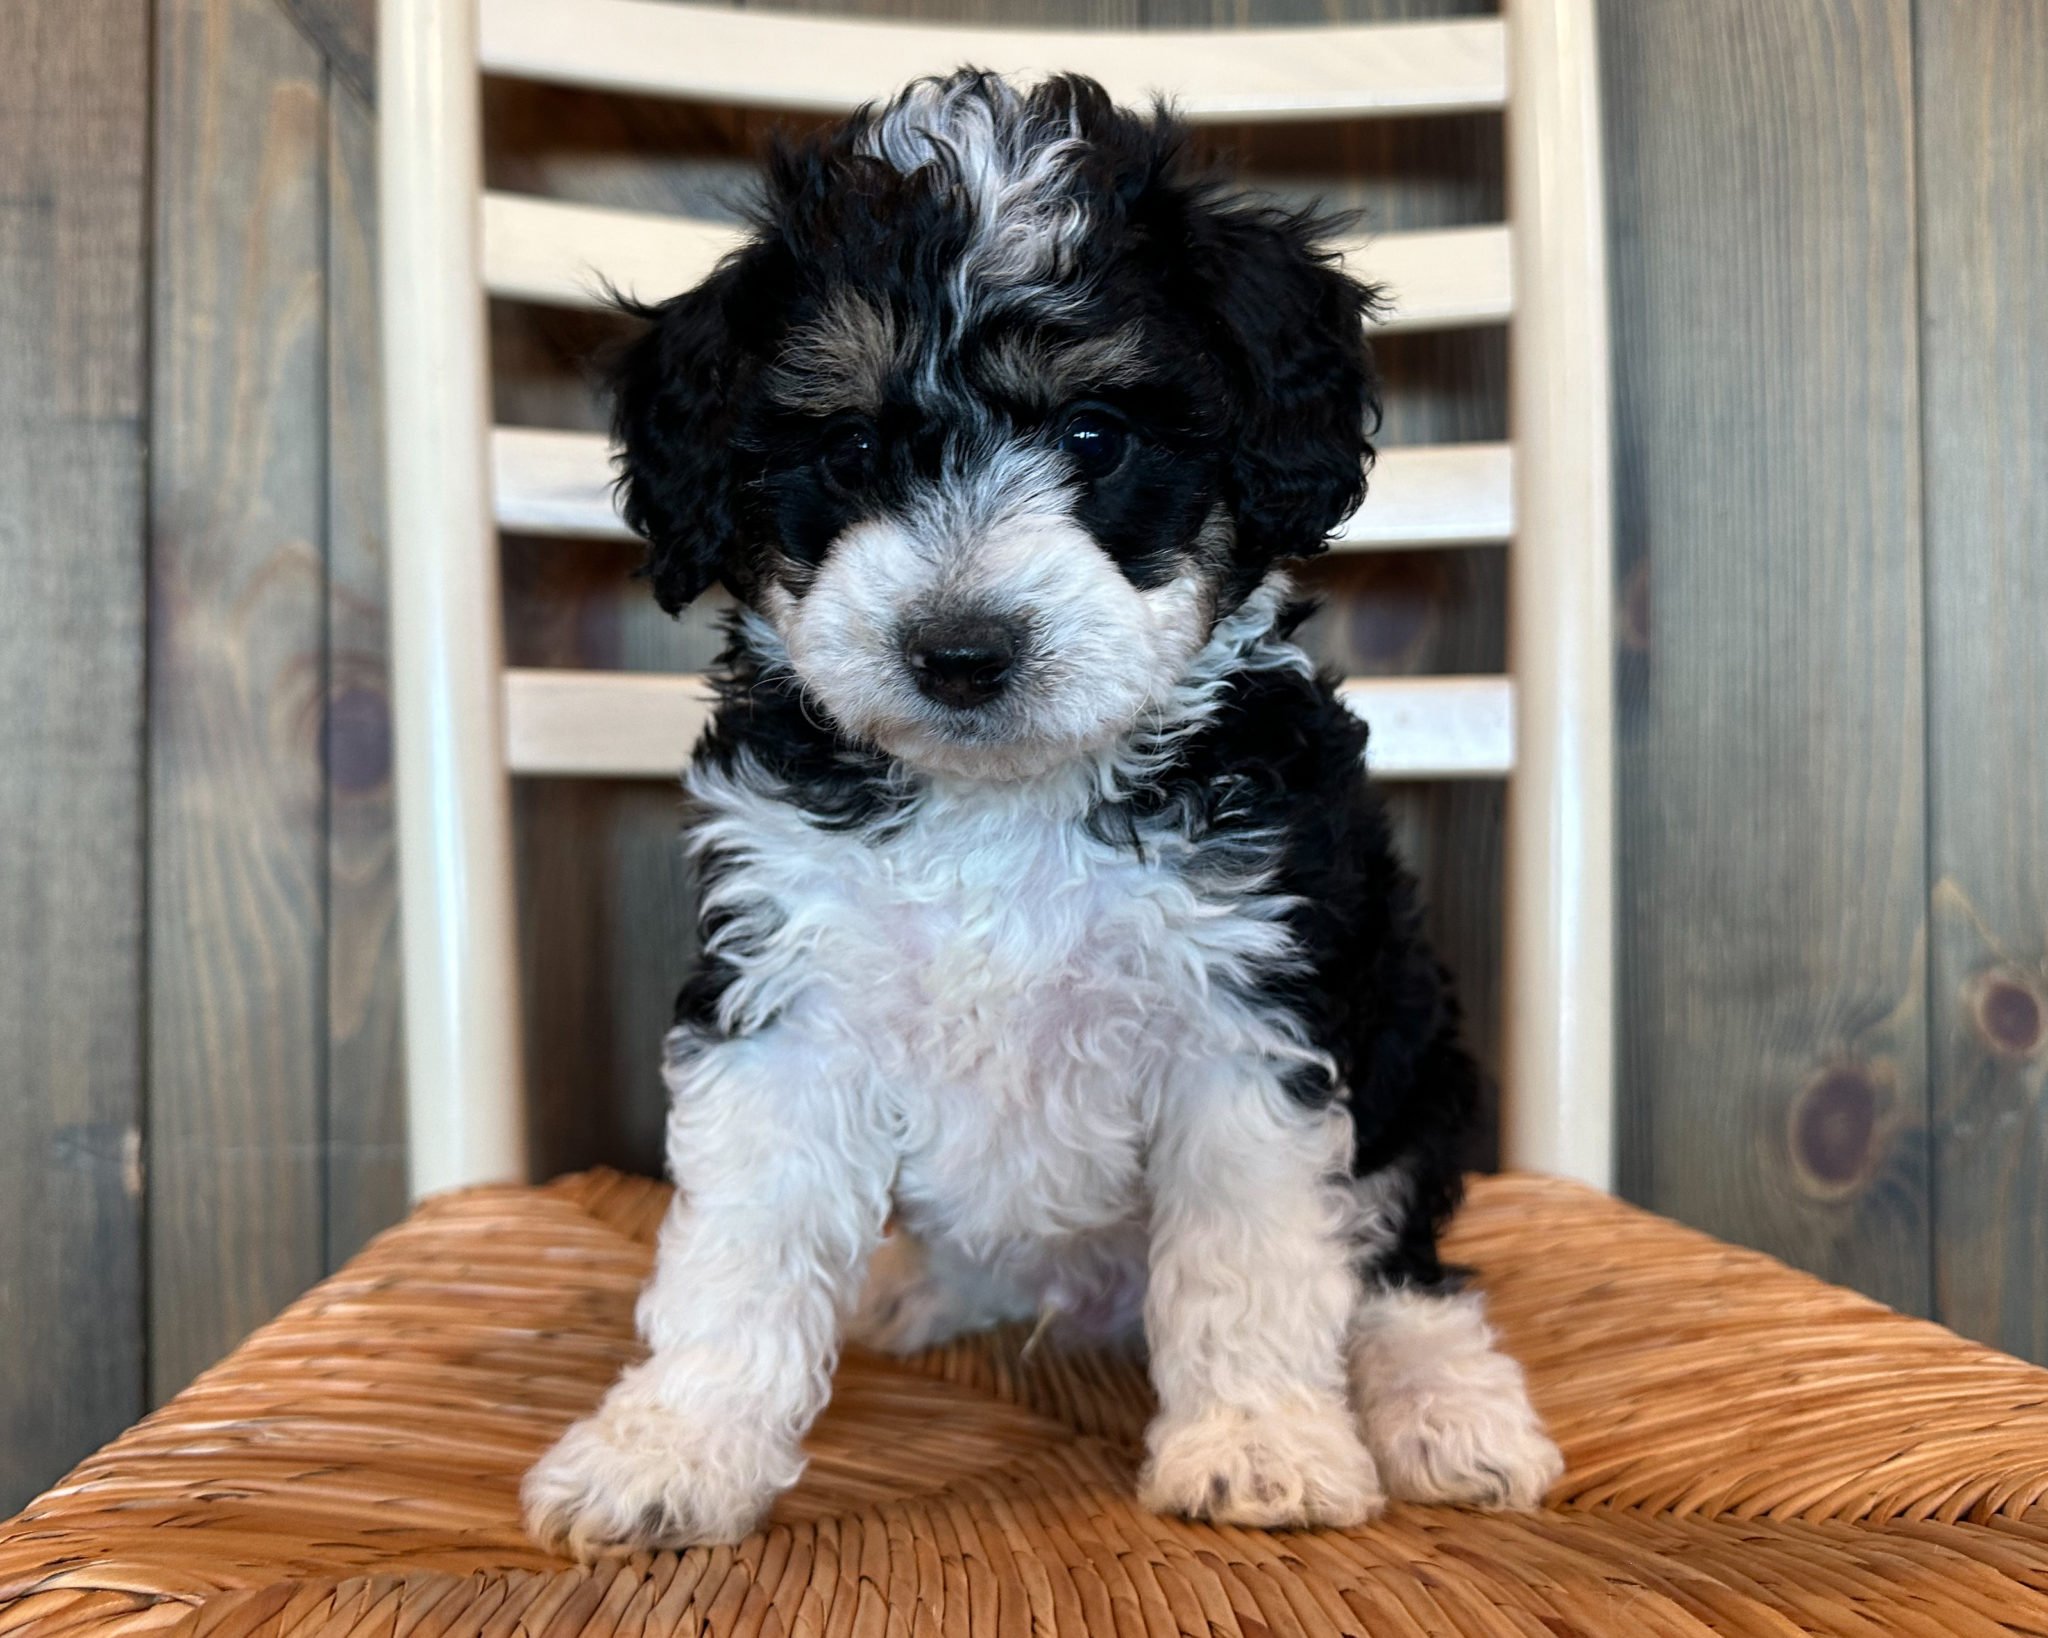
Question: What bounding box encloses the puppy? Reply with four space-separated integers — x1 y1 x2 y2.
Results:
524 69 1561 1557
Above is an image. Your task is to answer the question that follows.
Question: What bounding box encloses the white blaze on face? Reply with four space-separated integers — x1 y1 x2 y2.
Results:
855 76 1092 305
763 443 1210 782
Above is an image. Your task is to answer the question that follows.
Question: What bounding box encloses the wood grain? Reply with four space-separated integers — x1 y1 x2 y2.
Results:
0 0 150 1511
325 83 407 1262
1603 0 1931 1311
148 0 331 1398
1915 0 2048 1360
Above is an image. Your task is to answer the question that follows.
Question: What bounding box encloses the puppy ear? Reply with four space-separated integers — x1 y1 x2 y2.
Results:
1188 202 1383 574
607 266 752 615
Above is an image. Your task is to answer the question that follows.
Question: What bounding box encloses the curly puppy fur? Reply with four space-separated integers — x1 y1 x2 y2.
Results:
523 70 1560 1559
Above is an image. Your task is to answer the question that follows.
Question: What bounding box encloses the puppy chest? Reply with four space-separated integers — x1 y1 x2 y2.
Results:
704 789 1294 1239
819 814 1216 1236
828 821 1198 1072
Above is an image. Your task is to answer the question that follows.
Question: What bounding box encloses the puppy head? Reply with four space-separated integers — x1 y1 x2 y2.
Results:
612 70 1380 781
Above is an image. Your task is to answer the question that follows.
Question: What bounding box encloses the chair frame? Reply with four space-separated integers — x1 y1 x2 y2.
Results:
378 0 1613 1198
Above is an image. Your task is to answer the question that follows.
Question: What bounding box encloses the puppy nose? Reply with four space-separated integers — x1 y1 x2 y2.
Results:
904 615 1021 709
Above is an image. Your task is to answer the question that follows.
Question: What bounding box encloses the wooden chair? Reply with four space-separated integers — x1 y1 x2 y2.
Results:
383 0 1614 1201
6 5 2048 1636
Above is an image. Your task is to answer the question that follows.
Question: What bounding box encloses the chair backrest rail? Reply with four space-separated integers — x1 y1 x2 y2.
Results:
477 0 1508 120
490 427 1516 552
481 193 1514 336
503 669 1515 784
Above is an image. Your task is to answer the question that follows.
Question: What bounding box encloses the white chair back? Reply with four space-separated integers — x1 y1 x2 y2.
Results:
377 0 1613 1196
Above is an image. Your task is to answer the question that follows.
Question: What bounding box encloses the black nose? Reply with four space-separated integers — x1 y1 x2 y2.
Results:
904 615 1022 709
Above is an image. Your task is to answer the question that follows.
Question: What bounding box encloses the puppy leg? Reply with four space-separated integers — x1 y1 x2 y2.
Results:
523 1028 891 1557
1138 1064 1384 1528
846 1230 1033 1355
1349 1279 1562 1510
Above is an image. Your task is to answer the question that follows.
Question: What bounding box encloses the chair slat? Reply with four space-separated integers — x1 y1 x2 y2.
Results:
1336 675 1515 779
503 668 1513 781
1332 442 1514 548
482 192 1512 335
478 0 1506 121
492 427 1514 550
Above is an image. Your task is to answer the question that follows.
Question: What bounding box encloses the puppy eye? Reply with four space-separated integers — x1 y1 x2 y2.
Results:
1057 407 1131 479
817 419 878 493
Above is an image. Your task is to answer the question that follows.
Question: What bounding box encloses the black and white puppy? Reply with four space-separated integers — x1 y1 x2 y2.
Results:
524 69 1561 1557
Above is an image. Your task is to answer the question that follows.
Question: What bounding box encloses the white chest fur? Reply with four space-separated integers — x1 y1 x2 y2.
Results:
684 766 1306 1267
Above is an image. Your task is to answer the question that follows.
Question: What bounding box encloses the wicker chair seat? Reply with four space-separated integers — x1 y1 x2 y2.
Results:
5 1170 2048 1638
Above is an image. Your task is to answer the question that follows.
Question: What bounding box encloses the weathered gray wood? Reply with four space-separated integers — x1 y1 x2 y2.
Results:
148 0 331 1398
0 0 150 1510
326 83 408 1262
1603 0 1931 1310
1916 0 2048 1361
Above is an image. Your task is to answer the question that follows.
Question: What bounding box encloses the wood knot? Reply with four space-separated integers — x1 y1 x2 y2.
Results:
1972 971 2045 1061
1789 1064 1888 1197
325 683 392 796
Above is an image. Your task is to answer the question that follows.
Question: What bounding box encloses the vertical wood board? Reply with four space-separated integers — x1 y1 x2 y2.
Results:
1603 0 1932 1311
1916 0 2048 1360
0 0 151 1512
148 0 332 1399
326 82 408 1261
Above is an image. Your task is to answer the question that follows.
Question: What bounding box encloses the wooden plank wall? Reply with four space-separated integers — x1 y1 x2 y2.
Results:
0 0 151 1518
146 0 401 1440
148 0 334 1403
4 0 2048 1513
1917 0 2048 1359
325 69 409 1274
1604 2 1934 1312
140 0 405 1409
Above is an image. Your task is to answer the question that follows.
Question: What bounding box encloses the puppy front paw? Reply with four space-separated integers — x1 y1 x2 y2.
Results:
1351 1291 1563 1510
1360 1376 1563 1510
522 1372 798 1558
1138 1403 1385 1529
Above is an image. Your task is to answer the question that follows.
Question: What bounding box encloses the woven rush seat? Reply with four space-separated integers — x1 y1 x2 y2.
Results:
6 1173 2048 1638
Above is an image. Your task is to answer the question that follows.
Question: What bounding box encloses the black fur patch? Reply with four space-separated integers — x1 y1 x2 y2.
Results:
1096 639 1479 1292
